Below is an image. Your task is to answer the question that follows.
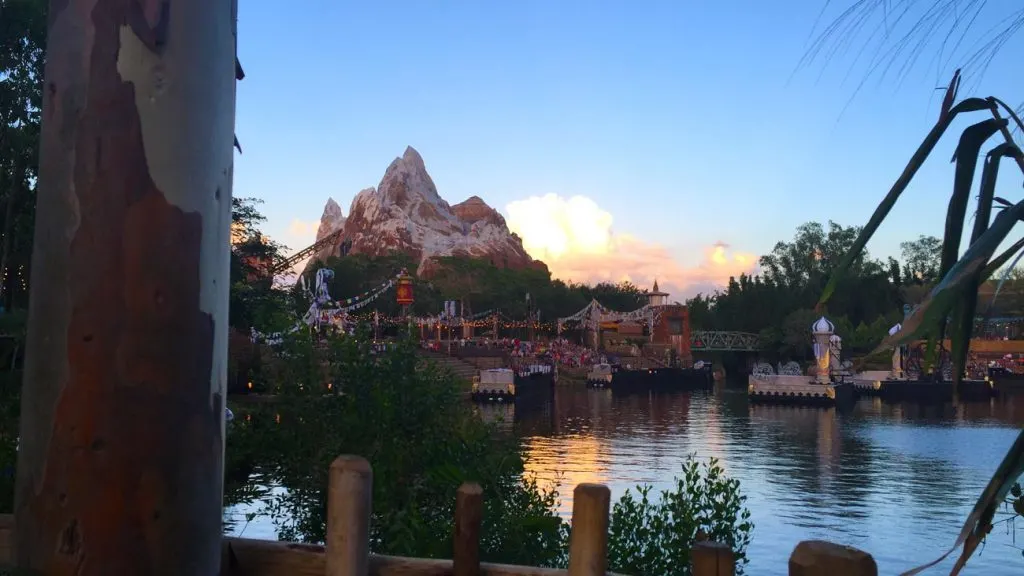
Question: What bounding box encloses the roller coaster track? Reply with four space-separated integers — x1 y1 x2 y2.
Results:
268 229 348 275
690 330 760 351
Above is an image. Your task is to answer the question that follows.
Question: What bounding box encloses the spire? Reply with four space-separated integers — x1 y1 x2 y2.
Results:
652 279 660 293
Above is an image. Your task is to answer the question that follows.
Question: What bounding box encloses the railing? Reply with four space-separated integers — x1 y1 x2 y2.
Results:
0 454 881 575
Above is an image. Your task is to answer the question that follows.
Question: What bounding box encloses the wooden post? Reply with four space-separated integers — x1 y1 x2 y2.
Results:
13 1 237 574
691 541 735 576
789 540 877 576
453 482 483 576
327 455 373 576
567 483 610 576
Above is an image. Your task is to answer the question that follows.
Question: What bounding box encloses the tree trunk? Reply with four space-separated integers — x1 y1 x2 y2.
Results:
14 1 237 575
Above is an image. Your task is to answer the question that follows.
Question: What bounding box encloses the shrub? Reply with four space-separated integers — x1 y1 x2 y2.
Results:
607 456 754 575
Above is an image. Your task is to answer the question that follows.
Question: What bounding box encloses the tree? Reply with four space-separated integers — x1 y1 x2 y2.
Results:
0 0 47 310
900 235 942 284
230 198 292 332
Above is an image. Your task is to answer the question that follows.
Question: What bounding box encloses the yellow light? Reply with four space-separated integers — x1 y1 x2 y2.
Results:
247 381 253 390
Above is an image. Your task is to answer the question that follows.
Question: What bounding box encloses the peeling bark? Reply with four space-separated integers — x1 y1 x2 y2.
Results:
14 1 236 575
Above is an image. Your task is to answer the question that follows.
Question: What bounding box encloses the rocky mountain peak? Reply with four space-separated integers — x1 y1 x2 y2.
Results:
452 196 506 228
316 198 346 241
309 147 547 276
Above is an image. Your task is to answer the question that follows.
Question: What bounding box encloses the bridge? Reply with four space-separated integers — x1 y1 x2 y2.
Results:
690 330 760 352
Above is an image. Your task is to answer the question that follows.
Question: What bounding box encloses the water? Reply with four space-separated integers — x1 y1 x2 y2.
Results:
228 387 1024 575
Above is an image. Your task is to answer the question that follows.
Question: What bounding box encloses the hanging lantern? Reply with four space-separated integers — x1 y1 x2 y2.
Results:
396 270 414 306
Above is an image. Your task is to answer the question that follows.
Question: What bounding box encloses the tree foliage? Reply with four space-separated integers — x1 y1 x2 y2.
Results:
688 221 904 360
0 0 46 310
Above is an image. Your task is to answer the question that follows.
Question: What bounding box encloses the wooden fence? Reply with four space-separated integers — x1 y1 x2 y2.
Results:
0 454 880 575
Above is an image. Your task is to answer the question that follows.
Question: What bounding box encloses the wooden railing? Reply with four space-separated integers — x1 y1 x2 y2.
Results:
0 454 881 575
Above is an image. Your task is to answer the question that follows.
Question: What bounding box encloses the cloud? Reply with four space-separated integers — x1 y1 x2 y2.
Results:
279 218 321 278
287 218 319 244
505 194 757 300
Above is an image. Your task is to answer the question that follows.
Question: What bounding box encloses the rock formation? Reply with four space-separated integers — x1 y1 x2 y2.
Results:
314 146 546 275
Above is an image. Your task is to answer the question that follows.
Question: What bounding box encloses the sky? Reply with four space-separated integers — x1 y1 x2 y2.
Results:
234 0 1024 300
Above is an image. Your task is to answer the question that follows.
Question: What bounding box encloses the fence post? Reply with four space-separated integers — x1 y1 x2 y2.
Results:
453 482 483 576
789 540 877 576
327 455 373 576
568 483 611 576
691 541 735 576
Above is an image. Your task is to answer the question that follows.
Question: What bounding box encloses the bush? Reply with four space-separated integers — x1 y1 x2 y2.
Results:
607 456 754 575
234 325 568 566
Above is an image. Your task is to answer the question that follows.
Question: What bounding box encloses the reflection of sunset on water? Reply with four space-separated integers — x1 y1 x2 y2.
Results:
521 434 609 514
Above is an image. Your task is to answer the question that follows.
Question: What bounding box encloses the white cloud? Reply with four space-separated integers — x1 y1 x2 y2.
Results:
505 193 757 300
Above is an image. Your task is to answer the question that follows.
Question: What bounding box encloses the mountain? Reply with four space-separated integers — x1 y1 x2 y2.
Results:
312 197 346 264
313 146 546 275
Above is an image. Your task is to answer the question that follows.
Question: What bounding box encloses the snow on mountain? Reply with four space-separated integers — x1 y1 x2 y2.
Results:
317 146 545 275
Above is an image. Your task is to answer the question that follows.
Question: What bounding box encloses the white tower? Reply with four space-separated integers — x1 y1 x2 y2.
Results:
812 316 834 384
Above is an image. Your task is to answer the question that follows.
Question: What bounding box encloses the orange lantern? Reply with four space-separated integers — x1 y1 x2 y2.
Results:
396 271 414 305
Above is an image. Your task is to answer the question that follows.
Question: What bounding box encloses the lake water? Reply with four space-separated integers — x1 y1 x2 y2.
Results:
228 386 1024 575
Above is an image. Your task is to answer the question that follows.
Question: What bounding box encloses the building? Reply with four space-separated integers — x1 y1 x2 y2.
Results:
646 280 693 365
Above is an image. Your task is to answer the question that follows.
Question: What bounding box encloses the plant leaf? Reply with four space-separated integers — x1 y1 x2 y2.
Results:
950 142 1019 387
981 237 1024 281
818 97 992 310
870 198 1024 356
932 119 1005 375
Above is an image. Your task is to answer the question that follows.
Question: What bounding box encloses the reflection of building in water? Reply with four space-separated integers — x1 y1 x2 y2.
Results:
473 403 515 433
521 434 609 515
748 405 842 476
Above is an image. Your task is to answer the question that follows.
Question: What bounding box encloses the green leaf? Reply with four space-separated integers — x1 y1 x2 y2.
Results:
818 98 993 309
931 119 1005 376
951 142 1023 385
872 197 1024 356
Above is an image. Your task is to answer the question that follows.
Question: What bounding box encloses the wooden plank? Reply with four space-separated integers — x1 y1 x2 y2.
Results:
223 537 600 576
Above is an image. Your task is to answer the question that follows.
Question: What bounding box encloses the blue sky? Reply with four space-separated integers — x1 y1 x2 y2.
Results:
234 0 1024 295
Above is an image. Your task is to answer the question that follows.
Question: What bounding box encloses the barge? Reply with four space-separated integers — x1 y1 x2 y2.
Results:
610 362 714 394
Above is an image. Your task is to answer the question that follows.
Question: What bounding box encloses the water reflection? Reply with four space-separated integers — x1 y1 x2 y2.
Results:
509 387 1023 576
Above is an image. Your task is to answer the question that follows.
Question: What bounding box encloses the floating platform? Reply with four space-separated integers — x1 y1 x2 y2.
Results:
848 373 994 402
986 368 1024 396
611 365 714 394
748 375 854 406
